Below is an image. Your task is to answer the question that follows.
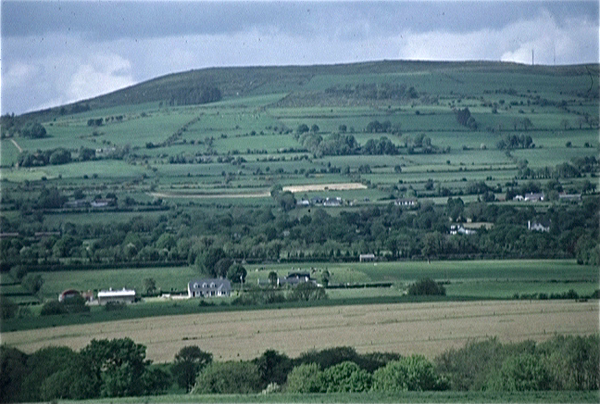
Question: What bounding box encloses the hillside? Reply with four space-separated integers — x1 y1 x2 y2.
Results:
16 60 599 120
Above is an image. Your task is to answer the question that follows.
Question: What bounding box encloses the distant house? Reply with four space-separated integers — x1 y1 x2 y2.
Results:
278 272 315 287
524 193 544 202
64 199 90 209
323 197 342 207
395 198 417 207
297 199 311 206
188 278 231 298
559 192 582 203
513 195 525 201
91 198 116 208
528 220 550 232
359 253 376 262
450 225 476 235
310 196 325 205
97 288 136 305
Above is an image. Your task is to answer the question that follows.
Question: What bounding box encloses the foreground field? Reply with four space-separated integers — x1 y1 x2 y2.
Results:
3 299 597 363
72 391 600 404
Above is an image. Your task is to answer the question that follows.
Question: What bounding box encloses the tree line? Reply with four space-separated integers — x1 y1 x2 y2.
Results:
1 333 597 402
1 194 598 271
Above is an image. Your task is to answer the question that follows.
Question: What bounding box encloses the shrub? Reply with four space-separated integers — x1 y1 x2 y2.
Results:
373 355 448 392
0 297 18 319
40 301 67 316
285 363 325 393
408 278 446 296
322 361 372 392
288 282 327 301
192 361 261 394
489 353 552 391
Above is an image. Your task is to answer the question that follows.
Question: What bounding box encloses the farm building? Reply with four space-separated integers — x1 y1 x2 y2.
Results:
524 193 545 202
58 289 81 302
359 254 376 262
278 272 316 287
188 279 231 298
97 288 136 305
450 225 476 235
395 198 417 207
559 192 582 203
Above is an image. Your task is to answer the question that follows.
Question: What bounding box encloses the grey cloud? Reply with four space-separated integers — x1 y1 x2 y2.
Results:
4 1 597 41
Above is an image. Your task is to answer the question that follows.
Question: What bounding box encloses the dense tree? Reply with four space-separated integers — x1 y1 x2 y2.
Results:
0 346 29 403
253 350 293 387
20 122 47 138
171 346 213 392
143 278 157 295
227 264 247 283
81 338 150 397
0 297 18 319
21 273 44 296
268 271 278 287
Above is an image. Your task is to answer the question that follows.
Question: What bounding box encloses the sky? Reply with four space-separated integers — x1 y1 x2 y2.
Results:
2 0 599 115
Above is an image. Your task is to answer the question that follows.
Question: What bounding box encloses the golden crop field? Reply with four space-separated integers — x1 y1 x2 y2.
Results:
2 300 597 363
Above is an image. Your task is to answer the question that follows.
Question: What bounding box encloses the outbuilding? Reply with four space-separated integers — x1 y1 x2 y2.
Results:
97 288 136 305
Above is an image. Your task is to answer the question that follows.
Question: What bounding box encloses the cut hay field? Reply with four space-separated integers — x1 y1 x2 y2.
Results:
3 300 597 363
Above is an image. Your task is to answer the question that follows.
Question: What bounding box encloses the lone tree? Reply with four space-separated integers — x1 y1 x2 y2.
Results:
268 271 278 287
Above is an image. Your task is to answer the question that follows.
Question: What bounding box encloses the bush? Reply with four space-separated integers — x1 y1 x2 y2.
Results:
288 282 327 302
408 278 446 296
192 361 261 394
285 363 325 393
372 355 448 392
0 297 18 319
40 301 68 316
489 353 552 391
322 361 371 392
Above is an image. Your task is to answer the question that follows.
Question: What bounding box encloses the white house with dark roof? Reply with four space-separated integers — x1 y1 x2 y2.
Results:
188 278 231 298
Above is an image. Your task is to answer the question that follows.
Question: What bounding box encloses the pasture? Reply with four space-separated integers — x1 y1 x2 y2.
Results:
3 300 597 363
27 259 598 303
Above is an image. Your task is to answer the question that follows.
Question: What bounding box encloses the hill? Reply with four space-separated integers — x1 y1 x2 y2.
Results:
15 60 599 120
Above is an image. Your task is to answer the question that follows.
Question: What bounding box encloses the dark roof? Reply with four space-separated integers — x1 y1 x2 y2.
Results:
188 278 231 291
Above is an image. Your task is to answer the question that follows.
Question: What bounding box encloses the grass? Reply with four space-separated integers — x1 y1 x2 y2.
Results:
71 391 600 404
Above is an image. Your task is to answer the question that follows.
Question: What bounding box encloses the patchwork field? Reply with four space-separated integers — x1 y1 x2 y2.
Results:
3 300 597 363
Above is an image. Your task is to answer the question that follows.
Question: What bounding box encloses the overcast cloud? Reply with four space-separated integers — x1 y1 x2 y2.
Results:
2 1 598 115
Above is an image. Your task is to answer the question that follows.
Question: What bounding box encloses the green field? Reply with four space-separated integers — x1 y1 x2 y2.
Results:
59 391 600 404
27 259 598 303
